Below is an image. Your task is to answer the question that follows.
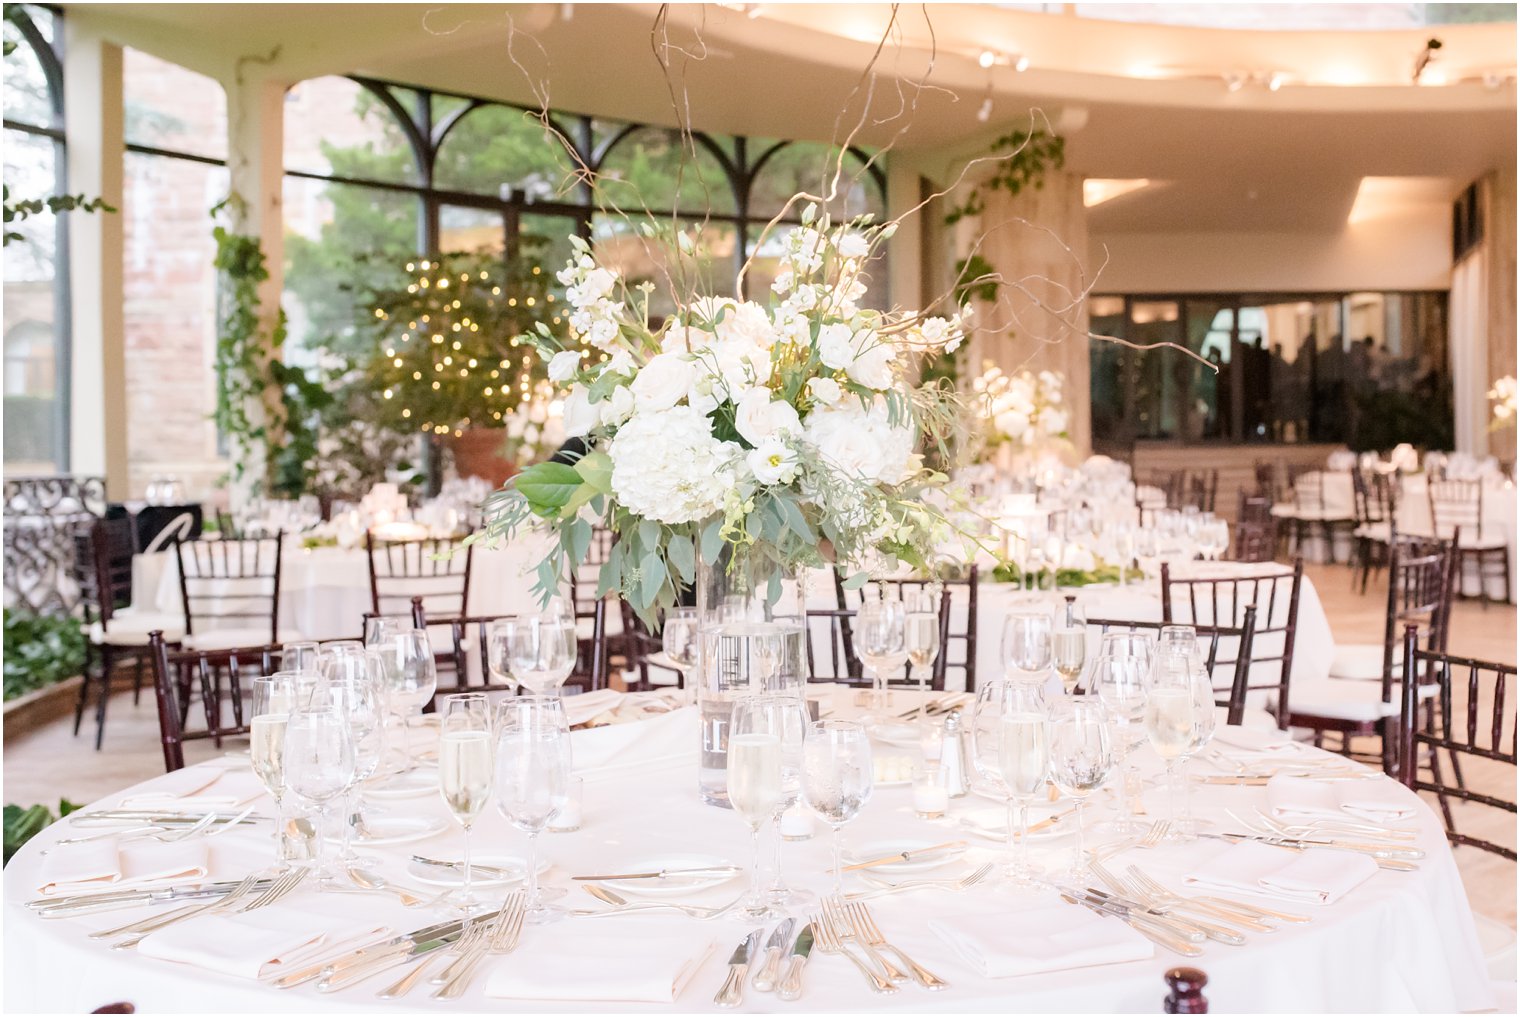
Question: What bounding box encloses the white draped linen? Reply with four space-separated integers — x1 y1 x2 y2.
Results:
4 689 1493 1013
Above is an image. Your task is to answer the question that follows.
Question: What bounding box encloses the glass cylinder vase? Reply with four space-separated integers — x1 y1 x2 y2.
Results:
695 546 805 808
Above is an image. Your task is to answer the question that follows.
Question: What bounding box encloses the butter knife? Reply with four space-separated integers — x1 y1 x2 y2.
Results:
751 918 795 991
1203 832 1422 867
713 929 761 1008
32 879 279 916
572 865 741 882
274 910 500 991
841 840 967 872
777 924 814 1002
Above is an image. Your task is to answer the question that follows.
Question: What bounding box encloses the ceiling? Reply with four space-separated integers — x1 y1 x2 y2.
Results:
63 2 1518 235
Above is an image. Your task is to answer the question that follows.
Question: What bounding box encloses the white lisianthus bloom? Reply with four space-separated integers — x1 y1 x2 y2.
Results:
918 317 949 346
836 231 870 259
629 352 698 413
771 268 794 295
608 405 736 524
717 300 779 350
802 397 914 485
817 323 855 371
587 317 620 351
734 388 802 446
562 384 597 437
547 350 583 382
705 340 773 398
747 438 799 485
567 266 617 307
845 331 896 390
605 348 636 375
662 322 696 354
944 332 964 354
807 376 843 406
601 383 636 426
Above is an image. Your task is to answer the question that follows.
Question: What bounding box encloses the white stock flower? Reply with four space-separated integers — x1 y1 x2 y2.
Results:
802 397 914 485
608 405 736 524
807 376 843 406
567 266 617 307
562 384 597 437
547 350 583 383
836 231 870 259
716 300 779 350
587 317 620 350
817 323 855 371
1038 405 1068 436
733 388 802 446
630 352 697 413
705 340 773 398
605 349 636 375
771 268 795 295
747 438 799 485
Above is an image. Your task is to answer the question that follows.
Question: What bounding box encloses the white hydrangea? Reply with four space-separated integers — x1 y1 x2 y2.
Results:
609 406 737 525
802 397 914 486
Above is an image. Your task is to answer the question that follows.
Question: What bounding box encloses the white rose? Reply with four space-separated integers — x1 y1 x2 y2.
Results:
562 384 597 437
918 317 949 345
605 348 636 375
705 340 772 398
630 352 697 413
587 317 620 350
802 397 914 485
601 383 636 426
817 323 855 371
807 377 843 406
548 350 583 382
844 332 895 390
747 438 799 485
994 409 1028 442
734 388 802 447
836 231 870 259
1039 405 1068 435
717 300 779 350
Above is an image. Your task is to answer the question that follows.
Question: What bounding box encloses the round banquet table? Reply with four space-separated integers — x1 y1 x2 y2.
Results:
4 689 1493 1014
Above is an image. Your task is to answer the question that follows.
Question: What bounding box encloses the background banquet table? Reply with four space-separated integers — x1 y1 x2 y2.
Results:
4 689 1492 1014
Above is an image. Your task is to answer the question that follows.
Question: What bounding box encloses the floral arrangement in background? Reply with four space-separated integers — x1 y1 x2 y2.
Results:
501 381 568 467
971 362 1069 451
474 206 972 620
1489 375 1516 429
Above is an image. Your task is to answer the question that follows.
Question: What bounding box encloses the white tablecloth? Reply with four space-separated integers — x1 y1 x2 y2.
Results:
3 690 1493 1013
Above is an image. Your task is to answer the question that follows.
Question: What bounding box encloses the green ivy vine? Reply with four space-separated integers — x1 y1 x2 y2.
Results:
944 128 1066 228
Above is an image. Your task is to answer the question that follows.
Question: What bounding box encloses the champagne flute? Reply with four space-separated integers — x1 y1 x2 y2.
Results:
320 655 386 867
801 720 874 897
1111 520 1135 586
251 674 295 869
904 589 941 718
438 693 493 914
853 599 906 712
284 702 355 890
729 696 788 920
1088 654 1150 837
661 606 700 693
1048 696 1112 881
1001 609 1052 681
506 612 578 694
281 641 321 674
495 696 571 922
1146 648 1212 841
971 681 1048 887
485 619 519 691
378 630 437 768
1051 595 1086 693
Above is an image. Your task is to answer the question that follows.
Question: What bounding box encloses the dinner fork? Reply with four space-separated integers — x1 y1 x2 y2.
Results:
87 872 265 941
1092 819 1171 862
1242 808 1419 841
1113 866 1275 934
840 901 947 990
1089 862 1247 944
811 911 896 994
824 897 906 983
112 869 308 949
434 893 526 1000
848 862 992 900
1126 867 1310 925
579 884 742 919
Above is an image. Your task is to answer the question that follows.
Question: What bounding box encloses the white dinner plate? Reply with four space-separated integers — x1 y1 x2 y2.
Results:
406 853 549 888
867 722 921 749
598 853 741 897
356 815 449 846
845 838 968 875
363 768 438 800
955 804 1072 843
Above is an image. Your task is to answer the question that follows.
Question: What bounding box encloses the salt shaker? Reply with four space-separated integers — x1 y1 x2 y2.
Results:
937 710 971 798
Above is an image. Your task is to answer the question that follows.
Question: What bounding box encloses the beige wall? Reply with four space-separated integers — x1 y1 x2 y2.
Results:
1486 166 1518 463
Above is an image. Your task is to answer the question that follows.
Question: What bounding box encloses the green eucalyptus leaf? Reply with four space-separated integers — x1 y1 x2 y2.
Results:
667 533 696 583
700 516 725 564
841 571 870 591
514 463 585 517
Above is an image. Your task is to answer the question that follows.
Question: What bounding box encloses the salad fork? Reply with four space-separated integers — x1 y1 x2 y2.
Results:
87 872 264 941
824 897 906 983
849 862 992 900
811 911 896 994
111 869 308 949
1126 867 1310 925
841 901 947 990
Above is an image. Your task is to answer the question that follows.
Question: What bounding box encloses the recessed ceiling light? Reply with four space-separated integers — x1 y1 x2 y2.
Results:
979 50 998 69
1013 54 1030 72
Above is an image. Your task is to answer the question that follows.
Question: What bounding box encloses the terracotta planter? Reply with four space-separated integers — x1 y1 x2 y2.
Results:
445 427 517 488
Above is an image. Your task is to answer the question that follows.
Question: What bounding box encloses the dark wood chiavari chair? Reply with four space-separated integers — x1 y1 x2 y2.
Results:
1349 470 1396 594
1160 558 1303 728
1085 608 1258 726
410 595 609 700
366 532 474 618
1181 469 1219 513
174 531 294 650
1428 478 1513 608
804 590 952 690
1289 534 1456 774
833 567 978 691
1231 493 1277 564
1286 470 1354 564
1399 625 1517 860
145 630 360 771
617 599 685 691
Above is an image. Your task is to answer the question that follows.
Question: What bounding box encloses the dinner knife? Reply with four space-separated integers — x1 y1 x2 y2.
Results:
751 918 795 991
1059 892 1203 957
409 855 520 880
32 879 279 916
713 929 761 1008
1203 832 1423 865
841 840 968 872
268 914 476 989
68 811 269 827
308 911 505 993
571 866 742 882
777 924 814 1002
1085 888 1241 945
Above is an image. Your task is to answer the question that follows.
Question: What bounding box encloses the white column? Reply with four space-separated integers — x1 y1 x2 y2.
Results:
885 162 923 314
62 30 127 496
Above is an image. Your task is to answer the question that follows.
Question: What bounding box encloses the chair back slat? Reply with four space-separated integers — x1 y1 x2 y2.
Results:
366 533 474 618
833 567 978 691
1428 479 1487 543
1086 607 1258 726
174 533 284 640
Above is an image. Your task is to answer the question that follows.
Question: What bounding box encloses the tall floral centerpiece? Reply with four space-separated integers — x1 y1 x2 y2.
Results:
475 207 968 801
970 362 1071 473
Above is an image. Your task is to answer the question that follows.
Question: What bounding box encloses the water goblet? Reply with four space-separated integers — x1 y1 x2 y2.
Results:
854 599 906 712
506 612 578 694
1088 654 1150 837
661 606 700 693
1048 696 1113 881
284 702 355 890
1002 609 1053 682
377 630 437 767
494 696 571 922
801 720 873 897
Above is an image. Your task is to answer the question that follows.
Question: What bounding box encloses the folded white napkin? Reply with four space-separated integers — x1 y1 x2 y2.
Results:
572 708 697 778
1184 840 1378 905
118 768 267 812
137 907 388 979
1265 774 1417 823
562 688 626 727
484 920 715 1003
37 838 210 896
929 902 1154 977
1213 725 1298 753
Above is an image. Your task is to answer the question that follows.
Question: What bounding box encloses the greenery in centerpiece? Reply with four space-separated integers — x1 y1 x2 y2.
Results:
990 559 1130 588
473 207 975 623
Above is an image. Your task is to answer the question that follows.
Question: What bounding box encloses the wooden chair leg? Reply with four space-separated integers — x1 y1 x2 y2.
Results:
132 652 145 705
74 642 96 736
1425 741 1458 834
93 645 115 750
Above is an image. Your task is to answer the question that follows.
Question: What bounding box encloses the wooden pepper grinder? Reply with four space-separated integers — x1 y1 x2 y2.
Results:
1164 967 1208 1014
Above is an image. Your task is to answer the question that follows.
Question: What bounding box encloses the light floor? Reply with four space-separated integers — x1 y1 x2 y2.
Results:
4 562 1515 927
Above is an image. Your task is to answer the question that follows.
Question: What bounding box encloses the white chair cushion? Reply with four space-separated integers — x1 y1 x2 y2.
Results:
181 627 304 652
1328 644 1398 682
1352 522 1391 541
1290 679 1435 724
1270 504 1298 519
90 610 186 646
1457 533 1509 551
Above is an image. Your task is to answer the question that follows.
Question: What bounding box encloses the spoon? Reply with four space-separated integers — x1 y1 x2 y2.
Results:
346 866 426 907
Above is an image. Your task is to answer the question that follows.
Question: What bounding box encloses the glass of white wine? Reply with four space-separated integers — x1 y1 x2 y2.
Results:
801 720 874 897
1048 696 1112 881
438 693 493 914
661 606 699 693
972 681 1048 886
1051 595 1086 693
728 696 789 920
1145 648 1211 841
904 589 941 718
854 599 907 712
251 674 294 869
1088 653 1150 837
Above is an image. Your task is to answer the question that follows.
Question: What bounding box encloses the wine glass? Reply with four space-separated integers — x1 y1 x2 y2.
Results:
281 641 321 674
661 606 700 693
1146 647 1215 842
1099 630 1155 672
1134 527 1161 580
485 619 519 692
365 614 416 647
1088 654 1150 837
971 681 1048 887
438 693 493 914
801 720 874 897
506 612 578 694
1111 520 1135 586
853 599 906 711
494 696 571 922
1001 609 1052 681
1051 595 1086 693
904 589 941 718
728 696 790 920
1201 519 1231 561
377 630 437 768
284 702 355 890
251 675 296 869
319 656 386 868
1047 696 1113 881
